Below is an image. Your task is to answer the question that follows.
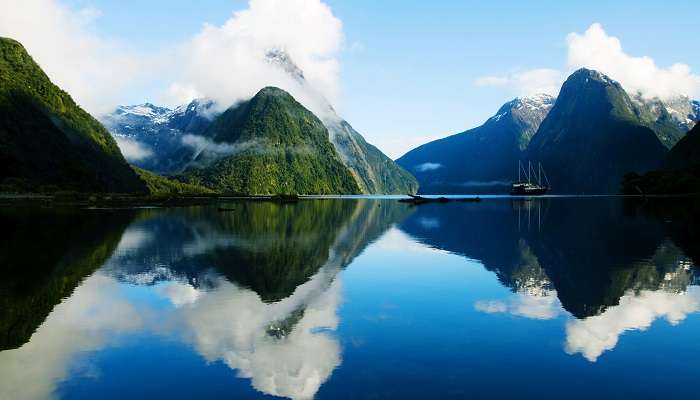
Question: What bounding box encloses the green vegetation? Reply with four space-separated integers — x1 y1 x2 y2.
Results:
133 167 214 195
330 120 418 194
0 37 145 193
181 87 360 195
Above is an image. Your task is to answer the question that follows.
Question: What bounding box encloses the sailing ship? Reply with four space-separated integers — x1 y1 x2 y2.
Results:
511 161 549 196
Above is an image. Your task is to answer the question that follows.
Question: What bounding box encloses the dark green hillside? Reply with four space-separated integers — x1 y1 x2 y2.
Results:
0 37 145 193
182 87 359 195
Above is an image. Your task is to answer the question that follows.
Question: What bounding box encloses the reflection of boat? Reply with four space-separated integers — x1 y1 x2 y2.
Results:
511 161 549 196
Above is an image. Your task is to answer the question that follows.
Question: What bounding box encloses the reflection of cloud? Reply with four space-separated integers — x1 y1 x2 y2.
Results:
418 217 440 230
173 269 342 400
565 288 700 362
0 273 144 400
114 227 153 253
0 264 343 400
475 290 562 320
474 300 507 313
155 281 202 307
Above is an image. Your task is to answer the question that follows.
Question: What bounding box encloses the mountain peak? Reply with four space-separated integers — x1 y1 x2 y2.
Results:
257 86 290 96
265 49 305 82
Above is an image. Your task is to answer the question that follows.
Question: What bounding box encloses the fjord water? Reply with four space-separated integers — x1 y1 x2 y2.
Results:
1 198 699 399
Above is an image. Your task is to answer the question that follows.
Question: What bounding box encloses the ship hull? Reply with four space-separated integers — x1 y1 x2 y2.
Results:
510 187 548 196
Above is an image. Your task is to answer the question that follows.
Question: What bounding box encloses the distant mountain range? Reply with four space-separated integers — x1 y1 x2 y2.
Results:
101 99 216 174
397 94 555 193
101 50 417 195
0 37 145 193
398 68 699 194
2 35 699 196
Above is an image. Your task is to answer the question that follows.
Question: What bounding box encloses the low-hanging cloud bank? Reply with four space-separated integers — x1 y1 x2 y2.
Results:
476 23 700 100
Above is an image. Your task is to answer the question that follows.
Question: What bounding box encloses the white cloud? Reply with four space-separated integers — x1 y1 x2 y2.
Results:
565 287 700 362
0 0 143 114
567 23 700 100
475 69 565 97
113 137 153 161
164 0 343 118
476 23 700 101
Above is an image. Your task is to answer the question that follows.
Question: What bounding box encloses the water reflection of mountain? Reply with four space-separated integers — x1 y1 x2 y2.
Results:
0 200 412 400
106 199 412 302
0 208 135 350
399 198 699 319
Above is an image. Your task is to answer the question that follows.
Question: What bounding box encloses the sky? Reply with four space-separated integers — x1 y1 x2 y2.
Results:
1 0 699 158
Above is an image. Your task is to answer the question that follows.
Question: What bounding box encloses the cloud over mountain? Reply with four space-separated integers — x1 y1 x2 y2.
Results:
476 23 700 100
0 0 144 114
164 0 343 118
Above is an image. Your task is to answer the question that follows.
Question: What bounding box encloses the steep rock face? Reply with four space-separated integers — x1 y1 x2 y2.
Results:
396 94 554 194
632 93 698 149
528 68 667 194
181 87 360 195
265 50 417 194
0 37 145 193
327 119 418 193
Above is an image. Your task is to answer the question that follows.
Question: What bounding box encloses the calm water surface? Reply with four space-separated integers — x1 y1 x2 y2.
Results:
1 197 699 399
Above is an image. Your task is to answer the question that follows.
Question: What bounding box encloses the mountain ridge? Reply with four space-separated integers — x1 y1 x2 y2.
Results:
180 86 361 195
528 68 668 194
0 37 145 193
396 93 555 194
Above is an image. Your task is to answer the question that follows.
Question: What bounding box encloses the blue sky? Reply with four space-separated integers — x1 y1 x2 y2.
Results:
5 0 700 158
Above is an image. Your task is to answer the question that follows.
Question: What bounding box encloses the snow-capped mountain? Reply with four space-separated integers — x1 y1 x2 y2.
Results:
101 99 216 174
632 93 699 148
396 93 555 194
488 93 556 150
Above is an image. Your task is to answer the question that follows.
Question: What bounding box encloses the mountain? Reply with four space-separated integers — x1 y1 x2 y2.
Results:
632 93 698 148
623 123 700 194
0 37 145 193
102 51 417 194
265 50 418 194
327 119 418 193
100 99 216 174
180 87 360 195
396 94 555 194
528 68 667 194
665 123 700 170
